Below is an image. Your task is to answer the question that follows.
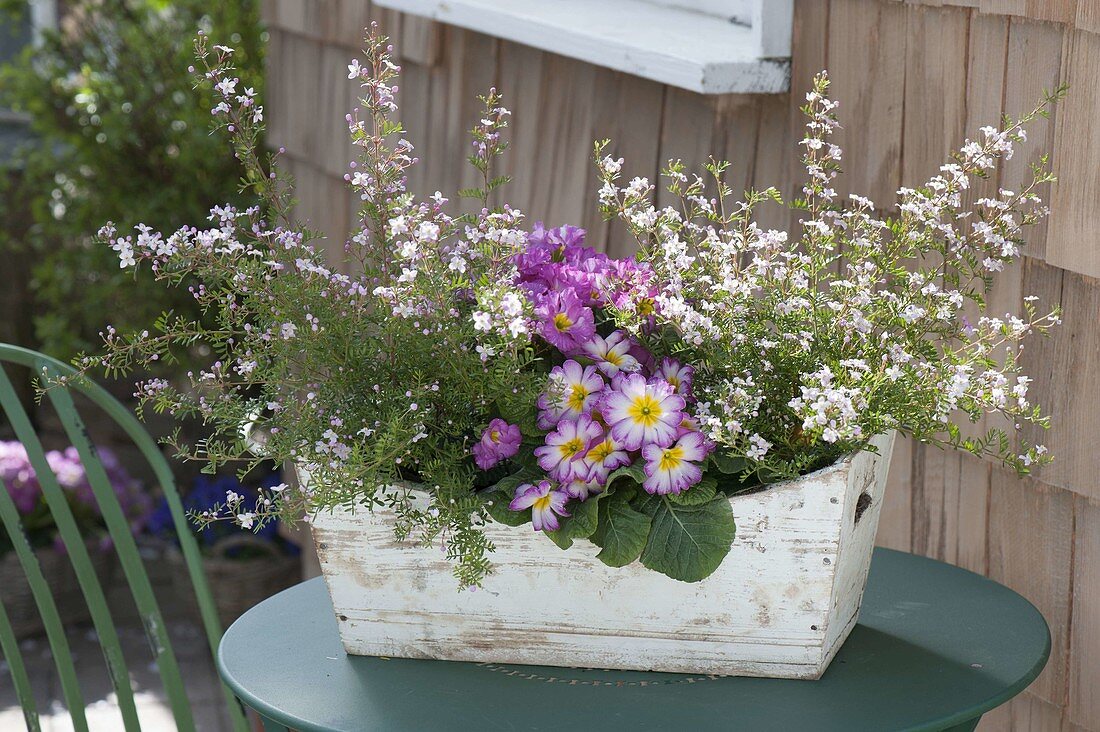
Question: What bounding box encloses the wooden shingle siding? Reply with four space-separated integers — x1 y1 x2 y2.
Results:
909 446 991 574
981 692 1078 732
1078 0 1100 33
1003 17 1065 262
988 474 1075 705
1069 495 1100 728
902 6 969 185
826 0 908 203
1020 262 1100 499
265 0 1099 727
962 13 1009 207
1049 27 1100 276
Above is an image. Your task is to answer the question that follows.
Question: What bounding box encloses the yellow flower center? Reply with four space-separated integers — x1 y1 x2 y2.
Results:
665 375 681 390
604 350 623 365
658 445 684 472
589 440 614 462
553 313 573 332
627 394 662 427
637 299 655 316
560 437 586 458
567 385 589 411
533 494 552 512
489 430 501 443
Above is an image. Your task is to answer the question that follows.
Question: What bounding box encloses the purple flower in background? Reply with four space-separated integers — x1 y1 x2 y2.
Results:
516 223 592 276
654 357 694 397
471 418 522 470
605 261 660 322
509 479 570 532
0 440 151 540
534 289 595 353
515 224 617 304
0 441 41 514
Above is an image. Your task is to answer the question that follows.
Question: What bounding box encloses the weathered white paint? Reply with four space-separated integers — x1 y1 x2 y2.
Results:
310 432 894 679
371 0 792 94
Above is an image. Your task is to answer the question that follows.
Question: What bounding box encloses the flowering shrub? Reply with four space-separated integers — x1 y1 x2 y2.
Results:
79 28 1060 587
0 0 264 360
0 440 151 555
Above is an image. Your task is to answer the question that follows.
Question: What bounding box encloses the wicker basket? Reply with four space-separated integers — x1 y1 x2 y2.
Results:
0 540 117 639
171 535 301 628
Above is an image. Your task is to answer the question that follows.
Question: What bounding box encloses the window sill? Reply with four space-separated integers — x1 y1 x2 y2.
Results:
372 0 791 94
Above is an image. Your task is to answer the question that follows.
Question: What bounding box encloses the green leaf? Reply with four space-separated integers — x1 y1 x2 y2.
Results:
637 496 736 582
566 495 600 538
509 446 541 472
605 461 647 489
590 491 651 567
666 477 717 506
545 495 600 548
487 466 539 496
496 397 541 436
710 451 748 475
482 491 529 527
544 527 573 549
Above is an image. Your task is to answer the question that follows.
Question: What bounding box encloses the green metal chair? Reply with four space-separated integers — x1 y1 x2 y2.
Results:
0 343 250 732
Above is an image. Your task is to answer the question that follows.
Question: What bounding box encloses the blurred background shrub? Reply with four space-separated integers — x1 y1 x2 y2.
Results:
0 0 265 362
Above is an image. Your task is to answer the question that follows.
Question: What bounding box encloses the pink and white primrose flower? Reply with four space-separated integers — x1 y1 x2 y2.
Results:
676 414 705 439
601 374 685 451
582 330 641 377
654 357 694 396
471 418 522 470
534 414 603 480
562 475 603 501
641 431 707 495
536 360 604 429
576 434 631 485
534 289 595 353
509 480 571 532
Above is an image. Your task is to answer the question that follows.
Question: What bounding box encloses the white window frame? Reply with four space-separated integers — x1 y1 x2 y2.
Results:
30 0 59 45
372 0 793 94
1 0 58 123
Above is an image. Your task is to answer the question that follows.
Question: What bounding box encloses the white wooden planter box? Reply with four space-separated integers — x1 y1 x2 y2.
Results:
310 432 895 680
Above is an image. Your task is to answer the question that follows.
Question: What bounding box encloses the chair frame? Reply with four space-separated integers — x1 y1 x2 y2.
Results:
0 343 249 732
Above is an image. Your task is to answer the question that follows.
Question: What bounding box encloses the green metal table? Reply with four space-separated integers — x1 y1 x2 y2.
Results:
217 548 1049 731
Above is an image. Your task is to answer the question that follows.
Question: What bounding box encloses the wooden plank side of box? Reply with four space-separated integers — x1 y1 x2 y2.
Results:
311 435 893 679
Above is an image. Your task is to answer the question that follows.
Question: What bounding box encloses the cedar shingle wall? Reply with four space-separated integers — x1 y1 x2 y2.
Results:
263 1 1100 728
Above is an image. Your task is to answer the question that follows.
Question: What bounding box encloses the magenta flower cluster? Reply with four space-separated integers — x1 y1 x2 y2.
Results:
517 224 656 352
468 226 712 533
0 441 152 542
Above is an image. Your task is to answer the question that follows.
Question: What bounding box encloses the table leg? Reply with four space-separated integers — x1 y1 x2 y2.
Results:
940 716 980 732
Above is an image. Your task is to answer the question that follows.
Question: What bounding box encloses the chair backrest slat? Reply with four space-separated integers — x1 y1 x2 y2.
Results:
0 477 87 732
46 373 195 730
0 366 142 730
0 343 250 732
0 594 42 732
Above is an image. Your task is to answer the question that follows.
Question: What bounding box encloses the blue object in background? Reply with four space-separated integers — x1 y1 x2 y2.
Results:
147 469 298 556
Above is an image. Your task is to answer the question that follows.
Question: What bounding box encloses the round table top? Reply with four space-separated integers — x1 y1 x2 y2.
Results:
217 548 1049 732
